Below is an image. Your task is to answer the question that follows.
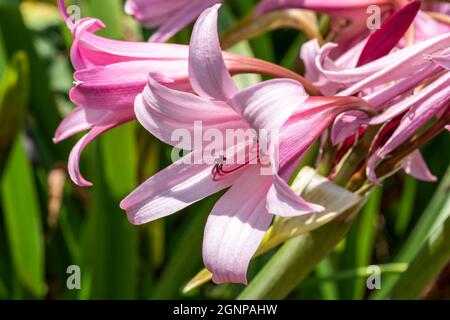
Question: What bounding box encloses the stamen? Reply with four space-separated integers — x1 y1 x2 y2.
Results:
211 143 265 181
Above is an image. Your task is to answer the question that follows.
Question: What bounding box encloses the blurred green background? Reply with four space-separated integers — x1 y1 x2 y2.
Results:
0 0 449 300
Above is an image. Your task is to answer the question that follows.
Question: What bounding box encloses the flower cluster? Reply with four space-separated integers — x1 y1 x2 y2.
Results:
55 0 449 284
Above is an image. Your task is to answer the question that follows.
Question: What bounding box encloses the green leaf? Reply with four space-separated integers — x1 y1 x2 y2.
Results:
73 0 139 300
237 218 355 300
1 135 46 298
79 140 138 299
81 0 125 39
371 165 450 299
0 51 29 177
315 258 339 300
395 175 417 237
0 2 64 162
339 187 381 299
389 197 450 299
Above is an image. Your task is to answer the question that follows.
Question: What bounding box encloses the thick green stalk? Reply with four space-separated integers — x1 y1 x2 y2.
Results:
371 165 450 299
389 198 450 299
237 216 355 299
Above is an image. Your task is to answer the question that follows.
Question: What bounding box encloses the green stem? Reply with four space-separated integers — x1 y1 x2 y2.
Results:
371 164 450 299
237 213 356 299
389 199 450 299
303 263 408 286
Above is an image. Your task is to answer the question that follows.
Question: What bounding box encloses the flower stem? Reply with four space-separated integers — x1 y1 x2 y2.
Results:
237 205 361 299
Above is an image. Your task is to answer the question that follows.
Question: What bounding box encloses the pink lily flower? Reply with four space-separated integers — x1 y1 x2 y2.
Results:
304 26 450 183
54 0 314 187
125 0 222 42
121 4 373 284
255 0 450 55
299 0 424 94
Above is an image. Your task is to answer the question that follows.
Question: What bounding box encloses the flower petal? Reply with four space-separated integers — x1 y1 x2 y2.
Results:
68 109 135 187
70 60 190 110
357 0 420 66
367 84 450 183
203 166 273 284
367 71 450 125
125 0 190 27
427 52 450 70
315 33 450 92
149 0 222 43
120 148 242 225
53 107 105 143
266 174 324 217
254 0 395 20
189 4 237 100
229 79 308 131
402 150 437 182
134 75 245 148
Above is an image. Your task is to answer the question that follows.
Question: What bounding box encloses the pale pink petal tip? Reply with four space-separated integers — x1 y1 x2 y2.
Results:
403 151 437 182
367 153 382 185
189 3 236 100
266 175 324 217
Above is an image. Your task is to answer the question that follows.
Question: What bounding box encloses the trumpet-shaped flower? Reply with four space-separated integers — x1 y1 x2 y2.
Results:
301 9 450 184
121 4 373 284
54 0 314 187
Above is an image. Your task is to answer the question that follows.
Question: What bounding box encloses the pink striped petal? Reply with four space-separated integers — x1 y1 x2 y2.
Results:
367 72 450 125
315 33 450 91
125 0 191 27
68 109 135 187
203 166 273 284
267 174 324 217
189 4 237 100
120 148 242 225
149 0 222 43
364 64 441 110
414 11 450 43
402 150 437 182
134 75 245 148
229 79 308 131
70 60 190 111
53 107 106 143
427 52 450 70
357 0 420 66
376 81 450 157
367 85 450 183
267 104 359 216
255 0 395 20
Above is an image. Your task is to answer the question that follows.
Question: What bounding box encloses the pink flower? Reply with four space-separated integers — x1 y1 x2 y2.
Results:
125 0 222 42
303 20 450 183
54 0 313 187
255 0 450 55
120 4 373 284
